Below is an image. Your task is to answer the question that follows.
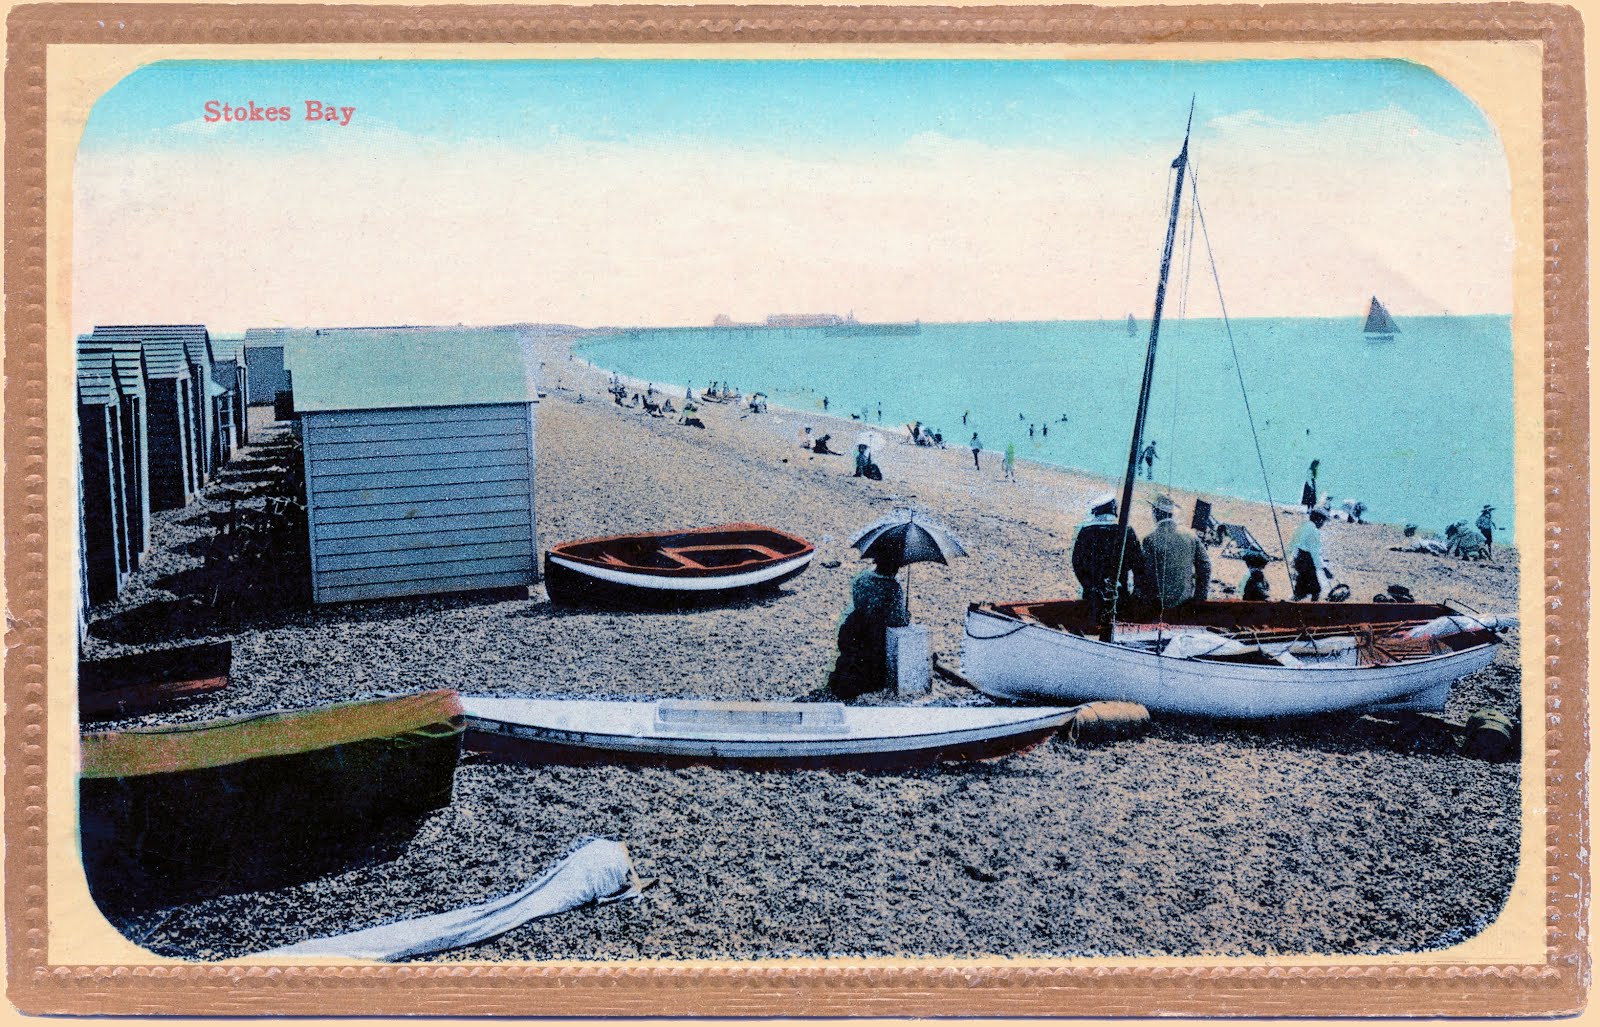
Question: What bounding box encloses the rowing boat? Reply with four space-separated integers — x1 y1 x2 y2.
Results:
544 523 815 607
462 696 1074 770
79 640 231 720
962 599 1502 718
80 689 463 907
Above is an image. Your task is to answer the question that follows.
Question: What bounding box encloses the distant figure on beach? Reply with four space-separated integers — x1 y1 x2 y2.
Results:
800 426 814 450
822 396 830 411
877 403 883 422
854 444 882 480
662 399 676 414
1302 459 1320 509
1071 493 1145 626
1477 504 1501 556
1289 508 1333 601
1042 423 1048 438
1239 550 1270 601
962 411 969 425
970 433 983 470
576 394 586 404
686 382 695 402
1002 442 1017 483
1445 521 1489 560
1138 494 1210 612
1029 424 1035 438
813 433 839 455
1018 413 1025 422
1140 440 1158 481
827 553 909 700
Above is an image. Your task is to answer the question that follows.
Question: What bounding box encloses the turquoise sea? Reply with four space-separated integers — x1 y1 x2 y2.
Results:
575 317 1514 534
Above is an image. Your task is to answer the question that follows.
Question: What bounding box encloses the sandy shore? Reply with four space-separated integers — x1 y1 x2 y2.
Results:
87 332 1522 961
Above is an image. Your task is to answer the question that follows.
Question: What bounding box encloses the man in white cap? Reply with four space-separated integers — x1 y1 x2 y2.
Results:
1139 494 1211 612
1289 507 1333 600
1070 492 1146 625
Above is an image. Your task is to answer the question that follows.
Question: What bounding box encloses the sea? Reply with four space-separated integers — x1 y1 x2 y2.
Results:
574 317 1514 534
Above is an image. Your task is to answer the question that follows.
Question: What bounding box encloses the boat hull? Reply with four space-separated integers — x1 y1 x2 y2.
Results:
79 641 232 720
544 523 815 608
962 606 1498 719
79 690 463 908
463 697 1074 771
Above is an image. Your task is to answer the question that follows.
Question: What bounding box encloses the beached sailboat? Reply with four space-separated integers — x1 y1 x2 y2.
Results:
462 696 1074 770
1126 313 1138 337
1364 296 1400 341
960 107 1504 719
544 523 815 607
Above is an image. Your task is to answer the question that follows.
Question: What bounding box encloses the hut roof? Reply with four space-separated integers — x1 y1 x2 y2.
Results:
211 336 246 363
76 358 118 407
287 328 540 413
78 338 149 400
89 326 203 380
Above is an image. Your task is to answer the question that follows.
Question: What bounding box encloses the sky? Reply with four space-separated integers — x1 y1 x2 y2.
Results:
73 59 1512 331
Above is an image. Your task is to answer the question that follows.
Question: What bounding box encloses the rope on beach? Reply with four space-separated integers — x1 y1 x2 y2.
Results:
1190 166 1291 567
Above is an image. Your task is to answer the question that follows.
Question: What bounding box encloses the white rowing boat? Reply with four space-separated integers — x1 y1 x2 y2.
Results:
461 697 1075 769
962 601 1502 719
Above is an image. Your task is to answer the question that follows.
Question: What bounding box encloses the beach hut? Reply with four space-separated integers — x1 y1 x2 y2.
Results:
288 328 540 604
77 337 152 562
243 327 292 407
88 330 194 510
77 370 131 605
210 336 249 450
92 326 215 487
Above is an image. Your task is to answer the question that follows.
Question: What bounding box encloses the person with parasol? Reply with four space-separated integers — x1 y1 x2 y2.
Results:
826 511 967 699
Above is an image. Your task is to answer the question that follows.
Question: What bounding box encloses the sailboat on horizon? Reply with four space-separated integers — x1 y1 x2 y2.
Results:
1126 313 1137 337
1363 296 1400 341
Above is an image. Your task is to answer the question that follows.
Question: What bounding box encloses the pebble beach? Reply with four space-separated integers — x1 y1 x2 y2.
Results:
86 331 1523 962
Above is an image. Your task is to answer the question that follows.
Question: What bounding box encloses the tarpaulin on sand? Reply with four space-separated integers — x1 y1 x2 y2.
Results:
259 838 640 961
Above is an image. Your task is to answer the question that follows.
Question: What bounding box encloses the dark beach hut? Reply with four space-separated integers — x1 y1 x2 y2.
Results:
92 326 215 489
77 370 131 605
77 337 152 563
212 336 249 448
90 330 195 510
243 327 292 408
288 328 540 604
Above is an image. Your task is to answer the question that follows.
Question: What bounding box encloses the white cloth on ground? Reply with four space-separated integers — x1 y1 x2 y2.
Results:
257 838 640 961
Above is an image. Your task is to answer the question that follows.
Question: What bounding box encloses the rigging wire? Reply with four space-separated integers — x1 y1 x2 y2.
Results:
1165 170 1200 496
1189 165 1291 566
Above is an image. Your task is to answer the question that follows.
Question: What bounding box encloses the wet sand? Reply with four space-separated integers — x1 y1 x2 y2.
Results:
87 333 1523 961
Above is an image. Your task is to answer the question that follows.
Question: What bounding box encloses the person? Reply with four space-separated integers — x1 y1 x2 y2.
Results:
876 403 882 422
1070 493 1146 626
1140 440 1158 480
970 433 983 470
813 433 838 455
1289 508 1333 600
662 398 675 414
1041 423 1048 438
679 399 704 429
822 396 830 411
962 410 969 425
1302 459 1320 509
1239 550 1270 601
826 554 910 700
853 443 872 477
1446 521 1489 560
800 426 814 450
1138 494 1211 611
1477 504 1501 556
1029 424 1035 438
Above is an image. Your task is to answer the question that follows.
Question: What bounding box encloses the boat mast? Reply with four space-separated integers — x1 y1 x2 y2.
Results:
1107 100 1193 638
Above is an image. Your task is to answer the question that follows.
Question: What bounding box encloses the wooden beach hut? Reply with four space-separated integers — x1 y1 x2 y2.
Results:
210 337 248 457
88 329 195 510
244 327 292 408
78 337 152 562
77 370 131 605
92 326 216 488
287 328 540 604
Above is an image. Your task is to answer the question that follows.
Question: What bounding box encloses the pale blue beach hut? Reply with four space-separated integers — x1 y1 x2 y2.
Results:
288 328 540 604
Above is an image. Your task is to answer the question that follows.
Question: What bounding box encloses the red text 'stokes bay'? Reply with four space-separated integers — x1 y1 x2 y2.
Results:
202 100 356 126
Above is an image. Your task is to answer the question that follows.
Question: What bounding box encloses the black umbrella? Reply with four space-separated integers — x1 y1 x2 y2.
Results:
850 509 968 615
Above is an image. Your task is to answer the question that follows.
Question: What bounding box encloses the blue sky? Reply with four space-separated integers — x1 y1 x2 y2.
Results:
81 58 1495 155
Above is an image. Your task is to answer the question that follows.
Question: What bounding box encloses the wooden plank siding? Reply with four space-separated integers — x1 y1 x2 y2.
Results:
302 402 537 604
145 378 194 510
243 340 288 404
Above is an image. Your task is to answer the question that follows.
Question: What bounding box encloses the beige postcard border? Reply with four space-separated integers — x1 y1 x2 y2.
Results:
4 2 1589 1017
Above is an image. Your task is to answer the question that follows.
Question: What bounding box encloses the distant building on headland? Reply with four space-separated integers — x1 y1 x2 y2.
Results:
766 313 846 329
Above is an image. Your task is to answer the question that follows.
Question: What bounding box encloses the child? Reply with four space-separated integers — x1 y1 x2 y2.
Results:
1240 550 1270 601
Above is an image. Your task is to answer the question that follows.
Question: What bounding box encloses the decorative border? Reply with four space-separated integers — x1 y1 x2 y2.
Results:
4 3 1587 1015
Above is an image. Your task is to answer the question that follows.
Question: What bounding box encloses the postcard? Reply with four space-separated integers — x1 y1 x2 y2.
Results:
3 1 1588 1017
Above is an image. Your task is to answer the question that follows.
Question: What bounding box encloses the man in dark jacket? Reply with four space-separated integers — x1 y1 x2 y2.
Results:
1071 493 1146 625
